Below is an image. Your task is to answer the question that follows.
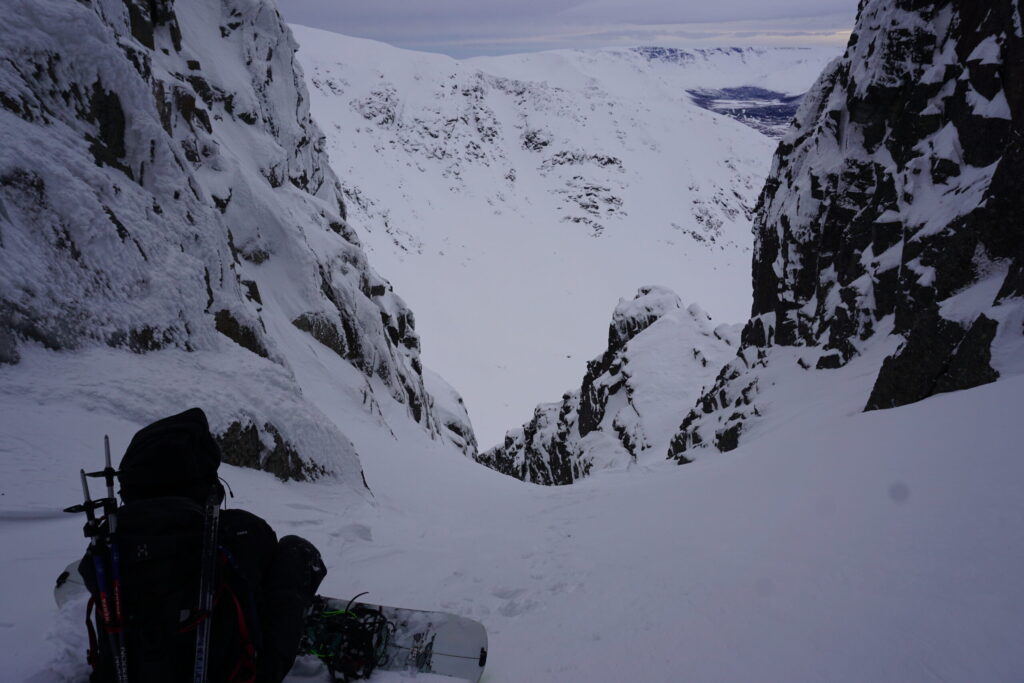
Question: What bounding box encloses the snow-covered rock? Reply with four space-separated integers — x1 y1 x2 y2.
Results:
668 0 1024 459
423 368 478 458
292 28 838 446
0 0 476 480
477 287 738 484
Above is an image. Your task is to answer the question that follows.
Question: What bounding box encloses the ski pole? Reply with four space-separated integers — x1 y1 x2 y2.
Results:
193 486 221 683
95 437 130 683
96 438 126 627
77 470 130 683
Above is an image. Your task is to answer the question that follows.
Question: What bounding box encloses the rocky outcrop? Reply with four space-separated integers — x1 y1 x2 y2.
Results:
476 393 587 486
669 0 1024 459
216 419 329 482
0 0 476 473
477 287 738 484
423 368 478 458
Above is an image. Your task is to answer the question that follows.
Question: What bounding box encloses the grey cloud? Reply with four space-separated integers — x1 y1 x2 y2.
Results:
284 0 582 30
279 0 857 57
556 0 855 24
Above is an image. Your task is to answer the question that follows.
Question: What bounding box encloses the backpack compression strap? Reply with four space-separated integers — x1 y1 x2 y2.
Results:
176 568 258 683
85 597 99 669
223 581 257 683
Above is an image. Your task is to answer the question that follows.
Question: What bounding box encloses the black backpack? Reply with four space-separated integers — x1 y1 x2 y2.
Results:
79 408 260 683
118 407 224 505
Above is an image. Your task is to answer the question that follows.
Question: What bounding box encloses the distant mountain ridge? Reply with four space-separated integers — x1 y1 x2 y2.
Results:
635 45 824 66
293 29 838 446
633 46 827 137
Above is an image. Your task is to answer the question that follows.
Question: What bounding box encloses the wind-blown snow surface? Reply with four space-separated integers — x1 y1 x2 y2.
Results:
291 28 838 447
3 345 1024 681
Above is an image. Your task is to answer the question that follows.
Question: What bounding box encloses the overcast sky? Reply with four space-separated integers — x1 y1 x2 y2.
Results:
279 0 859 58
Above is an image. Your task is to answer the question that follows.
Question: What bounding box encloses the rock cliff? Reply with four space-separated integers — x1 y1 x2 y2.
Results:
0 0 476 479
669 0 1024 459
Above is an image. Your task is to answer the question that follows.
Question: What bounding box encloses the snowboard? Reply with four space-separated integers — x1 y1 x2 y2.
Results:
55 561 488 682
54 560 87 608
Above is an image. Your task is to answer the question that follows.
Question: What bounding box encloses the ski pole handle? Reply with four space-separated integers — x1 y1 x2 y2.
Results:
80 469 91 504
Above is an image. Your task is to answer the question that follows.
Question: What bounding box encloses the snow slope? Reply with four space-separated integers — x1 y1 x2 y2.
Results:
3 335 1024 682
291 28 838 447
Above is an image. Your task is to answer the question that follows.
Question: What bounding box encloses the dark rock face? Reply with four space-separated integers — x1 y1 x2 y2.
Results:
666 347 764 460
476 393 589 486
477 287 737 484
292 312 351 360
215 310 269 359
866 313 999 410
669 0 1023 458
0 307 17 364
217 420 329 482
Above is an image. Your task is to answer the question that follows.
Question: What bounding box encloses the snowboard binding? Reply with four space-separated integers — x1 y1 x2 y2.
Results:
303 593 396 682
